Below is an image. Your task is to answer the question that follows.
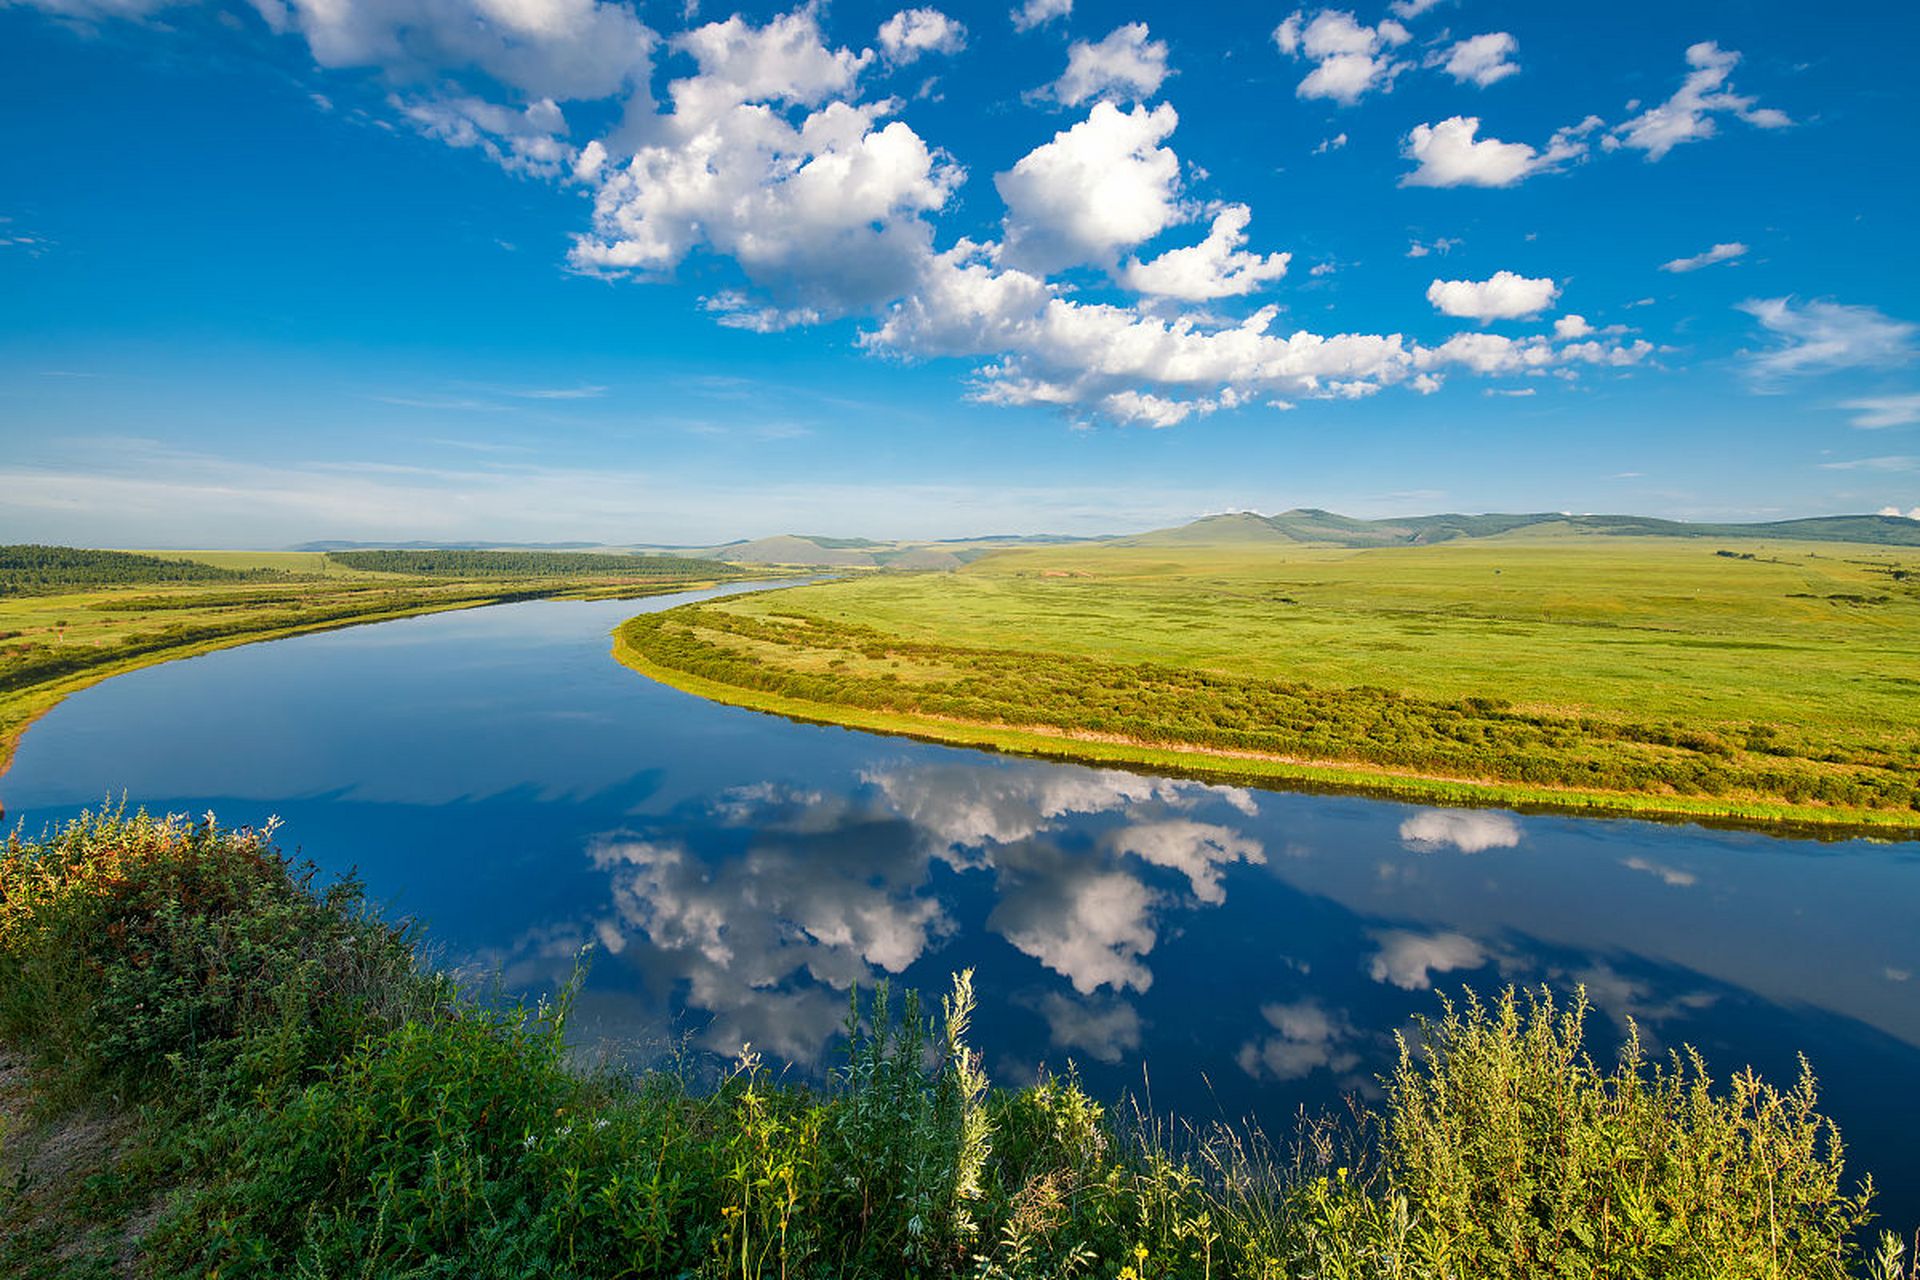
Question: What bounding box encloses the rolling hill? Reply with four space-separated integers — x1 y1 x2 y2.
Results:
1118 509 1920 549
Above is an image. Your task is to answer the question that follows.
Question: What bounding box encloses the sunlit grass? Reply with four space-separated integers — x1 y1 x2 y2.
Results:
614 534 1920 831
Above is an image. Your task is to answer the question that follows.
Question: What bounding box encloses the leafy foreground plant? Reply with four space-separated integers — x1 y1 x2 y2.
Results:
0 806 1912 1278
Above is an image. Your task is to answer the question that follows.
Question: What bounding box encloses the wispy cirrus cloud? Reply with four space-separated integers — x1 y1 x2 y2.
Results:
0 440 1304 546
1661 241 1747 273
1841 393 1920 428
370 394 510 411
1818 455 1918 472
1738 298 1918 385
1606 42 1789 161
491 384 609 400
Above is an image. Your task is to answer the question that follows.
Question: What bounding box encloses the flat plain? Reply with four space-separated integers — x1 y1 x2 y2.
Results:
616 532 1920 832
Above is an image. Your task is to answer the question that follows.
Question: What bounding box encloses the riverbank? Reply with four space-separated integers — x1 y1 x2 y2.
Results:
0 571 737 784
607 534 1920 839
611 622 1919 839
1 806 1906 1278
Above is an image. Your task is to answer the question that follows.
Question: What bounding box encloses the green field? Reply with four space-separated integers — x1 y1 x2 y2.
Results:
614 534 1920 834
0 547 749 780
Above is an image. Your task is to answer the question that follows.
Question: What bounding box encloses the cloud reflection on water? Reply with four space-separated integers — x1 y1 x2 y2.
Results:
553 766 1267 1061
485 751 1920 1124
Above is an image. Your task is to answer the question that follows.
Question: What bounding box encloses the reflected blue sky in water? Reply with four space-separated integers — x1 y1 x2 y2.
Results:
4 591 1916 1220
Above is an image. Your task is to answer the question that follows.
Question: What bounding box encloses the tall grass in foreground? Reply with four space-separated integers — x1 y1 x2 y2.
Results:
1 807 1913 1278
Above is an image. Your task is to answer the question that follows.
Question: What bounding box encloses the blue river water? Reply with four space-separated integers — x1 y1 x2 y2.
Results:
3 585 1917 1226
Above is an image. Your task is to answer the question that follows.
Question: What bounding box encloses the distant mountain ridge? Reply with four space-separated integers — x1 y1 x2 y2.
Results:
1120 509 1920 549
294 539 610 552
287 532 1109 568
286 511 1920 564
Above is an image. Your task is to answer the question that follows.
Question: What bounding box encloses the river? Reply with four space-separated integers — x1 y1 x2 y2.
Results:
4 585 1916 1223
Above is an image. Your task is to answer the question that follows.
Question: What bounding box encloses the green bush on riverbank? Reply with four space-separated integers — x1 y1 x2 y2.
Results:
0 808 1912 1278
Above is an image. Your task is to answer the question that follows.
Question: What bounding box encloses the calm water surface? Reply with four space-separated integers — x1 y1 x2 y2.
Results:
5 586 1917 1223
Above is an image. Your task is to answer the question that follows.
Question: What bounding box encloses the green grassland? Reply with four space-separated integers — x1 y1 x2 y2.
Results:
614 534 1920 834
0 548 749 781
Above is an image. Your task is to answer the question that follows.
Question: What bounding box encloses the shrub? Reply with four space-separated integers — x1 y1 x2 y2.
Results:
1385 987 1875 1278
0 805 439 1102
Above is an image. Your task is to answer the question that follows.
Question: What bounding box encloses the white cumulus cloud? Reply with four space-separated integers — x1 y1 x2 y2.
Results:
1401 114 1599 188
877 8 966 64
1434 32 1519 88
255 0 658 100
1119 205 1290 301
7 0 1692 429
570 10 959 326
1010 0 1069 32
1049 22 1169 106
1427 271 1561 322
1273 8 1411 105
996 101 1184 273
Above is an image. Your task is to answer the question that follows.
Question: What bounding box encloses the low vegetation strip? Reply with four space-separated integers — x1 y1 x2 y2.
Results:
324 548 736 577
1 807 1911 1278
614 603 1920 832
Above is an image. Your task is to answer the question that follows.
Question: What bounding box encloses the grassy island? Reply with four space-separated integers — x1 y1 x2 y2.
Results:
1 807 1913 1278
0 546 748 780
612 533 1920 836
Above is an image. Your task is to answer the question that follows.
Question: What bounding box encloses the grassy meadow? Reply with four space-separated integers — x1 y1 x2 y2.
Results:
615 533 1920 833
2 806 1911 1279
0 547 746 779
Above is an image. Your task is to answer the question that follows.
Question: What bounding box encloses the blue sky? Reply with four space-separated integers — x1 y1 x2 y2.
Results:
2 0 1916 545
